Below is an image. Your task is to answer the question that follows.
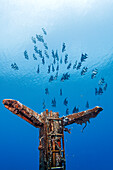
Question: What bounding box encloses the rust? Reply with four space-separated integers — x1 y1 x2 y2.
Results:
2 99 103 170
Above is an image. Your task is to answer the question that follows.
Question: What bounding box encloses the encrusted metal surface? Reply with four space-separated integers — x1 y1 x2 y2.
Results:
3 99 103 170
62 106 103 126
3 99 43 128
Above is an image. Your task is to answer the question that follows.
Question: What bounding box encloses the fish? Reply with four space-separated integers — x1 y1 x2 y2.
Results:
42 57 45 65
95 88 98 95
49 75 54 82
52 64 55 72
37 65 40 74
34 46 38 54
98 87 103 95
67 63 71 69
36 34 44 43
81 53 88 62
31 36 36 44
54 72 58 80
44 50 49 58
60 89 62 96
81 67 88 75
61 72 70 81
45 88 49 95
24 50 29 60
62 43 66 53
55 50 59 61
64 54 68 64
38 50 43 58
11 63 19 70
47 65 51 74
98 77 105 85
66 108 69 115
43 43 48 50
76 62 82 70
33 53 37 60
51 98 56 107
42 28 47 35
56 63 59 71
73 61 77 69
103 83 107 91
91 68 98 79
43 100 46 109
72 106 79 113
60 57 62 64
86 101 89 108
64 98 68 106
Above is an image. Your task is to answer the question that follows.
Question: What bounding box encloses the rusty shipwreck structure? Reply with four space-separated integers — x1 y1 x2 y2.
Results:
3 99 103 170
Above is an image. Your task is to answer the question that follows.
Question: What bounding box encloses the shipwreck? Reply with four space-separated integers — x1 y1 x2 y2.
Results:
3 99 103 170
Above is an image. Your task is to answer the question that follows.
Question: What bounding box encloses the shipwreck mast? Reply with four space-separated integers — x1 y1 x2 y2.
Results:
2 99 103 170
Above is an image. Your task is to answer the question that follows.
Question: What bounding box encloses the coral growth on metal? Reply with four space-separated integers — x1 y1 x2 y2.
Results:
3 99 103 128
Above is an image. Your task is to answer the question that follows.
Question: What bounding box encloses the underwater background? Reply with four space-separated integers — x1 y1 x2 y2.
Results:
0 0 113 169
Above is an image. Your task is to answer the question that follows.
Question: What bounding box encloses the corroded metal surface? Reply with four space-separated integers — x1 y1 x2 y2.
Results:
62 106 103 126
3 99 103 170
3 99 43 128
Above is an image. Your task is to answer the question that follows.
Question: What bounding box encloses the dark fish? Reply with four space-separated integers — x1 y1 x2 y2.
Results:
76 62 82 70
103 83 107 91
98 77 105 85
86 101 89 108
81 67 88 75
95 88 98 95
31 36 36 44
24 50 29 60
47 65 51 74
36 34 44 43
98 87 103 95
61 72 70 81
73 61 77 69
42 28 47 35
33 53 37 60
45 88 49 95
34 45 38 54
51 98 56 107
44 50 49 58
37 65 40 74
53 58 56 64
43 100 46 109
91 68 98 79
52 50 55 59
62 43 66 53
43 43 48 50
66 108 69 115
54 72 58 80
11 63 19 70
56 63 59 71
67 63 71 69
60 57 62 64
81 53 88 62
38 50 43 58
52 64 55 72
42 57 45 65
49 75 54 82
72 106 79 113
55 50 59 61
60 89 62 96
64 54 68 64
64 98 68 106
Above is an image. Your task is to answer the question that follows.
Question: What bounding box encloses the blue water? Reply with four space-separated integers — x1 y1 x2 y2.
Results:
0 1 113 170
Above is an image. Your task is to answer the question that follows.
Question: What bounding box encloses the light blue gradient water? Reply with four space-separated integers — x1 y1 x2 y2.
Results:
0 1 113 170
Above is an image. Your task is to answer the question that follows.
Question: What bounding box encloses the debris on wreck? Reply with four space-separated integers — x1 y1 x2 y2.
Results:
3 99 103 170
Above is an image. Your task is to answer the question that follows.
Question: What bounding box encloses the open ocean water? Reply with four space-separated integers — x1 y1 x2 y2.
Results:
0 0 113 170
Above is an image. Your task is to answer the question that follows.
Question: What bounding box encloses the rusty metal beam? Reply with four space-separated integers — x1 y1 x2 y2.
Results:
62 106 103 126
3 99 44 128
